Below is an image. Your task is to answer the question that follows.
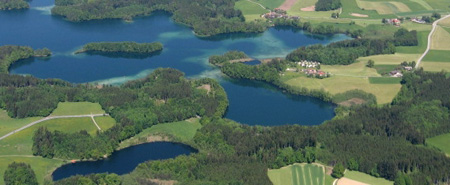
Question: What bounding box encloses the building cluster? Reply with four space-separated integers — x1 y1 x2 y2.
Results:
411 17 426 24
385 18 401 26
302 69 328 77
262 8 299 20
389 70 403 78
296 60 320 68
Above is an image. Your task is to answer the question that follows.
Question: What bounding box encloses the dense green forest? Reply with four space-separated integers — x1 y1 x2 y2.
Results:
287 28 417 65
315 0 341 11
51 0 268 36
3 162 38 185
0 0 29 10
76 42 163 54
117 70 450 185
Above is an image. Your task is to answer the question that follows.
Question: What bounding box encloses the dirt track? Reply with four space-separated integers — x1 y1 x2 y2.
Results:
337 178 369 185
278 0 297 11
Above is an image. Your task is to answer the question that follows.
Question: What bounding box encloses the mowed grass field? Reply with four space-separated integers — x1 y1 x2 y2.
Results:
0 110 42 137
50 102 105 116
427 132 450 156
268 163 330 185
119 118 202 149
344 170 394 185
430 26 450 50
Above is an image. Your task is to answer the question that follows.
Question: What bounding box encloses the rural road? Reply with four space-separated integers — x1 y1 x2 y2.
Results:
0 114 107 141
416 14 450 68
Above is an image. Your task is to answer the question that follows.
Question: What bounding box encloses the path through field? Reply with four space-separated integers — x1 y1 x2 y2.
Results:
278 0 297 11
0 114 107 141
416 14 450 68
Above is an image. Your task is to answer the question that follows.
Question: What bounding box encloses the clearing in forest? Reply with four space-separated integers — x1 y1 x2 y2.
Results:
268 163 326 185
427 132 450 156
50 102 105 116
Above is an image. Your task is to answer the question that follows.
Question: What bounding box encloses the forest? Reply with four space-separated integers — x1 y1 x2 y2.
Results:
51 0 268 36
0 0 28 10
315 0 341 11
286 28 417 65
76 42 163 54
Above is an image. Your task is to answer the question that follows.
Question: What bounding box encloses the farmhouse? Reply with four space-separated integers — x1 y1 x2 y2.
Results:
390 70 403 77
286 67 297 72
303 69 328 77
296 60 320 68
385 18 401 26
403 66 413 71
412 17 426 24
262 9 300 20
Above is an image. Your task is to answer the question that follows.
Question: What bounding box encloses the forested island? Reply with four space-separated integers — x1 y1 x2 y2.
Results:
75 42 163 55
0 0 29 10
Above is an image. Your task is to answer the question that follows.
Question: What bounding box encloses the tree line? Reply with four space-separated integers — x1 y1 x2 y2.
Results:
286 28 417 65
0 0 29 10
51 0 268 36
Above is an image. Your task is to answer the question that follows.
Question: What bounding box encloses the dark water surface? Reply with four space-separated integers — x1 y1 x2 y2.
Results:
1 0 347 126
51 142 197 181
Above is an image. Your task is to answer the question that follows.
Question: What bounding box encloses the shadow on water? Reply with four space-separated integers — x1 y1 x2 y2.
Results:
52 142 197 181
80 50 163 59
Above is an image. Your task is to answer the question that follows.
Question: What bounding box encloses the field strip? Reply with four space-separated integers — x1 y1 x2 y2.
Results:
0 114 108 141
246 0 268 11
417 14 450 68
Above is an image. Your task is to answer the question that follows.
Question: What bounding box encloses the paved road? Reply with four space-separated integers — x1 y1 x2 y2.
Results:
0 114 107 141
416 14 450 68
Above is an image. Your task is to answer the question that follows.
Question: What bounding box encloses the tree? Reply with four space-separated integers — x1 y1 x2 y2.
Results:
3 162 38 185
332 163 345 178
347 158 359 170
367 60 375 68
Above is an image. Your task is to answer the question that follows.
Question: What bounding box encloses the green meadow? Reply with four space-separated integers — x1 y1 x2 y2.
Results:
369 77 402 84
118 118 202 149
50 102 105 116
344 170 394 185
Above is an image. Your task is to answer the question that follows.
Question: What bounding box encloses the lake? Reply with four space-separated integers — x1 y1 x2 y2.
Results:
51 142 197 181
1 0 347 126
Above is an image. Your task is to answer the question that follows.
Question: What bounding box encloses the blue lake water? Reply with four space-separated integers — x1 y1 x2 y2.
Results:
51 142 197 181
1 0 347 126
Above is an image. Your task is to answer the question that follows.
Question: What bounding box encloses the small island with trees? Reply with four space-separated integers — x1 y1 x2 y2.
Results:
0 0 29 10
75 41 163 56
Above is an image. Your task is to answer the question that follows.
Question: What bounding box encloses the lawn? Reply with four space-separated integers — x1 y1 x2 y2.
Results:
50 102 105 116
423 50 450 62
0 156 63 185
344 170 394 185
0 117 99 156
369 77 402 84
118 118 202 149
0 110 42 137
430 26 450 50
427 132 450 156
268 163 327 185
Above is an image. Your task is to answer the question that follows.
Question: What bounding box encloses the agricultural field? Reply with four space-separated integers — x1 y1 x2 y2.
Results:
118 118 202 149
373 64 399 75
427 132 450 156
430 26 450 50
268 163 331 185
94 116 117 131
50 102 106 116
423 50 450 62
343 170 394 185
369 77 402 84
